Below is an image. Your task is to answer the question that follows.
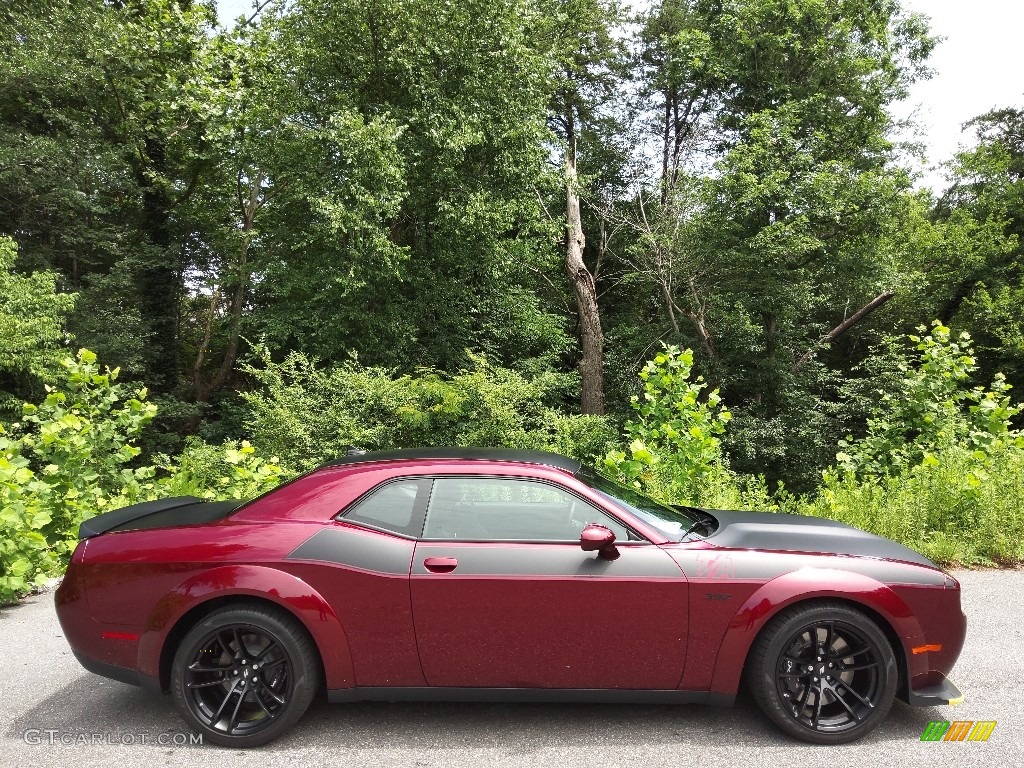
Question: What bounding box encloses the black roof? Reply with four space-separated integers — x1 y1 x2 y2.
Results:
324 447 581 474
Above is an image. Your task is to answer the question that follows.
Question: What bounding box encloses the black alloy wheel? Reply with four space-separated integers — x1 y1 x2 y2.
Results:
748 602 897 744
171 604 320 747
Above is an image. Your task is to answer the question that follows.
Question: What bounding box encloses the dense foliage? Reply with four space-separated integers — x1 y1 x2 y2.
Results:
0 237 76 412
0 350 287 603
602 345 735 505
4 322 1024 603
2 1 1024 601
240 348 615 470
836 323 1022 479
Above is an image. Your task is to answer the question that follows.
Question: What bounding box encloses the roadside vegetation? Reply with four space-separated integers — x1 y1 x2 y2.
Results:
0 349 288 602
3 321 1022 603
3 2 1024 601
600 326 1024 567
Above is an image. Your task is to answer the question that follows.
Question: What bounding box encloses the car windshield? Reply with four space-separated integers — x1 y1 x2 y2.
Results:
578 468 697 542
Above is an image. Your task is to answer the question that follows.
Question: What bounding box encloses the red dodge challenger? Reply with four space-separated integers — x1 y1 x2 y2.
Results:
56 448 966 747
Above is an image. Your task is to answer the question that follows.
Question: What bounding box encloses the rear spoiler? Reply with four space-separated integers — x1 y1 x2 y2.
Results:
78 496 241 539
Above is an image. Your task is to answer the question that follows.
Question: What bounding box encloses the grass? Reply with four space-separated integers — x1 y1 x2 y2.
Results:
795 445 1024 567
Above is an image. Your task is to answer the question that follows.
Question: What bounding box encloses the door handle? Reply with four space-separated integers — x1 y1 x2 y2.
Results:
423 556 458 573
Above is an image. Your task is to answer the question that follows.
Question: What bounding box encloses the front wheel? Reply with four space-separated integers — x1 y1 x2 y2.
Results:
171 603 320 747
747 602 898 744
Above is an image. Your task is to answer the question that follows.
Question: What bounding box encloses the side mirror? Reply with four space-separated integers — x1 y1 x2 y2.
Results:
580 524 619 561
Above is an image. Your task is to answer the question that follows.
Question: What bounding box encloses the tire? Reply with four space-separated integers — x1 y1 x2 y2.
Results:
747 602 898 744
171 603 320 748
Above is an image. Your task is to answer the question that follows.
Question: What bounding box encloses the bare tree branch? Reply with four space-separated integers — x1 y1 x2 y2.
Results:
792 291 895 373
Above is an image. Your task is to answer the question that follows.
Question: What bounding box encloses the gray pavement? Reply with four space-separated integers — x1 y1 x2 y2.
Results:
1 569 1022 768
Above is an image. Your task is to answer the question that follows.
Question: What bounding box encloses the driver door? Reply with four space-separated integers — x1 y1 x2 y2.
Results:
410 475 688 689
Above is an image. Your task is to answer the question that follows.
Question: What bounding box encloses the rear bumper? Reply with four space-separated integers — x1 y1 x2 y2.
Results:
72 651 141 687
72 651 163 696
905 675 964 707
56 556 163 697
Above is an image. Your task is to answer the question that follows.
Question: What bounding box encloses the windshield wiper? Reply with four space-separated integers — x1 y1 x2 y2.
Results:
679 509 716 540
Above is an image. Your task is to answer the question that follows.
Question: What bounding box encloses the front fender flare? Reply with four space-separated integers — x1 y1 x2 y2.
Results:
707 568 922 696
137 564 354 690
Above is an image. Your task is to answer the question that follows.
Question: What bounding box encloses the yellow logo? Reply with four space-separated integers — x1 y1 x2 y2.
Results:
921 721 996 742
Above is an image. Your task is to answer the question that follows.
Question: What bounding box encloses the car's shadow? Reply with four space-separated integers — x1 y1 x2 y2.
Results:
6 673 944 752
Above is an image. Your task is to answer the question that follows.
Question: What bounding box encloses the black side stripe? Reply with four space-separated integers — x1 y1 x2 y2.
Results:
287 527 413 575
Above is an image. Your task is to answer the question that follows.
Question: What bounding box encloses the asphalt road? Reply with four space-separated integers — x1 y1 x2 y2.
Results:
2 570 1021 768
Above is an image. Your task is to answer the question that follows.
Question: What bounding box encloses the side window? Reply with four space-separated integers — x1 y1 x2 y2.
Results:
422 477 630 541
340 480 422 536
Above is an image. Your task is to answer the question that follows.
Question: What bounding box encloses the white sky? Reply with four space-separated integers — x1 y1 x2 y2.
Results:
217 0 257 26
215 0 1024 190
895 0 1024 190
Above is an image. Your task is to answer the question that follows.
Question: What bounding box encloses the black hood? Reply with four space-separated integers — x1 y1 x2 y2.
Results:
698 508 939 569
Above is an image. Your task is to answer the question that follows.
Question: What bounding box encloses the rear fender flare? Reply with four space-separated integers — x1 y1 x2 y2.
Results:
137 564 354 690
707 568 922 695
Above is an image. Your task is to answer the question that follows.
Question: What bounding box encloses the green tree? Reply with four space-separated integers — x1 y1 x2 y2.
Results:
0 0 221 393
923 108 1024 393
256 0 560 374
179 9 407 411
612 0 936 487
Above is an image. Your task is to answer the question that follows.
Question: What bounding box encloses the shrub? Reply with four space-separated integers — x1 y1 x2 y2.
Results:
240 348 616 469
601 345 748 507
154 438 291 501
0 349 157 602
0 444 61 600
0 350 288 605
811 321 1024 566
837 321 1023 479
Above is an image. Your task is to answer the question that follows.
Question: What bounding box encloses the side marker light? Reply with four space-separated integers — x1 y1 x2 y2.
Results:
101 631 140 641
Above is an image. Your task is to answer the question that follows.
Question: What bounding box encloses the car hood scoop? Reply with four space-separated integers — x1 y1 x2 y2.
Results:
700 509 938 568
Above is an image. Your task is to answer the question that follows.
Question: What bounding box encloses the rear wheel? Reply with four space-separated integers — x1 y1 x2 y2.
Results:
747 602 897 744
171 604 320 747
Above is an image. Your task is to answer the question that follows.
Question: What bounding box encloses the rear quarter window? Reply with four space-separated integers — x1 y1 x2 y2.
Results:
339 479 423 536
